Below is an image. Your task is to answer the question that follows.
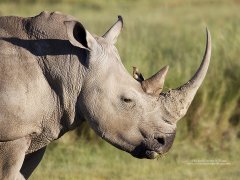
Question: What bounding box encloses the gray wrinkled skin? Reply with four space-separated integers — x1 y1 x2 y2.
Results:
0 11 211 179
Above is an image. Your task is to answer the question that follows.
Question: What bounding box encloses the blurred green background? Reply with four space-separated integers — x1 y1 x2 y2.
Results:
0 0 239 179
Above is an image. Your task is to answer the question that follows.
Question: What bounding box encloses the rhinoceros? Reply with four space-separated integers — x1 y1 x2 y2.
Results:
0 11 211 179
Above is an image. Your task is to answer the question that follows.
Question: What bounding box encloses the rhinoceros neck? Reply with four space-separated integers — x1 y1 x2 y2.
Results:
23 12 87 134
37 53 85 130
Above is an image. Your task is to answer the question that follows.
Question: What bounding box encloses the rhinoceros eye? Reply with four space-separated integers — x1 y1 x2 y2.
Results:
120 94 136 109
121 97 132 103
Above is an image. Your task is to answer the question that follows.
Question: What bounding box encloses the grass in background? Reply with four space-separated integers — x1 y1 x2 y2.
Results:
0 0 239 179
31 134 240 180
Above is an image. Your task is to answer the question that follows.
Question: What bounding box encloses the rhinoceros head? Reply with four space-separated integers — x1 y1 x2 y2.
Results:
64 16 211 159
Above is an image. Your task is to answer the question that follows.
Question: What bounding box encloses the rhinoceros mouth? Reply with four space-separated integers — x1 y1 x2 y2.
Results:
130 132 175 159
131 142 164 159
145 150 162 159
131 148 163 159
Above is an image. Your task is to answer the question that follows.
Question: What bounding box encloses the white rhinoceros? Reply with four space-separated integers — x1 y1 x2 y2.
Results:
0 11 211 179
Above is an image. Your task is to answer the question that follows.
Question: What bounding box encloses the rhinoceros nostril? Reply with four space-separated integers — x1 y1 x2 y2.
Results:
157 137 165 146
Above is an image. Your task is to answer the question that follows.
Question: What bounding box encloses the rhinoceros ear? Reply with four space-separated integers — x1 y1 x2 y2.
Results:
64 20 97 51
103 16 123 44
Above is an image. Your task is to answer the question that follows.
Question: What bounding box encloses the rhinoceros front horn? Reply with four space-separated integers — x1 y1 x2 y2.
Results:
159 29 211 123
